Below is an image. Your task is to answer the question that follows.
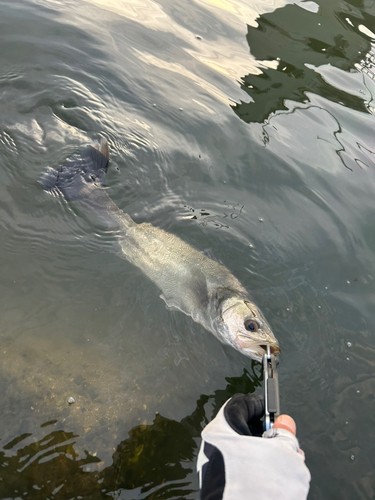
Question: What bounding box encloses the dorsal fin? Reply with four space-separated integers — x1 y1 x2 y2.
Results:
92 137 109 160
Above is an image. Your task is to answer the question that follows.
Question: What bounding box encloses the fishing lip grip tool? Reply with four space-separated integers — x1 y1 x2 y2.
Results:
263 345 280 431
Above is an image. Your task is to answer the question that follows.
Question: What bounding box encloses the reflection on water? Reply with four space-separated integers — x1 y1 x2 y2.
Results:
233 0 373 123
1 0 375 498
0 370 259 499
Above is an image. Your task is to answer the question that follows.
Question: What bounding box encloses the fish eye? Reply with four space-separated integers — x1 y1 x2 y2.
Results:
244 319 259 332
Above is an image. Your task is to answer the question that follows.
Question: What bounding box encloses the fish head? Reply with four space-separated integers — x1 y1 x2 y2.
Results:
219 297 280 362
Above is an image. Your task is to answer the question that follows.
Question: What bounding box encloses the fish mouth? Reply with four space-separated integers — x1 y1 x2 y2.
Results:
236 334 280 356
259 344 280 355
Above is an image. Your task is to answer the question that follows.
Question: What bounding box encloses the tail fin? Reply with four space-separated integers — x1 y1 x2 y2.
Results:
39 138 110 201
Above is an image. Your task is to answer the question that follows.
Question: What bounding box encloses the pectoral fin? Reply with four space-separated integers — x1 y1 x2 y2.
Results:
159 267 209 318
159 294 183 312
188 267 209 310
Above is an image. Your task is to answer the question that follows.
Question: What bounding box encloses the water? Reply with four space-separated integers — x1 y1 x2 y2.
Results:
1 0 375 498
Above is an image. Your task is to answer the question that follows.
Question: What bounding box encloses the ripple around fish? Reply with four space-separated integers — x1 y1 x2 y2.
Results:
0 129 18 155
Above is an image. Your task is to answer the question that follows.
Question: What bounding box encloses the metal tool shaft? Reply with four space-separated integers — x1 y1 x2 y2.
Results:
263 346 280 431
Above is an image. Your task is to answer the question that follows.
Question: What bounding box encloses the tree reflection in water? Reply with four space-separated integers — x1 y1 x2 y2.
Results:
233 0 373 124
0 368 261 499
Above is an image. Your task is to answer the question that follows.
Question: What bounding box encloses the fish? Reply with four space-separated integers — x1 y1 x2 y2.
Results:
39 138 280 362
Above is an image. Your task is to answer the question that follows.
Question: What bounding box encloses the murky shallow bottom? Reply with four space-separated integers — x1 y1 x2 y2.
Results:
1 0 375 498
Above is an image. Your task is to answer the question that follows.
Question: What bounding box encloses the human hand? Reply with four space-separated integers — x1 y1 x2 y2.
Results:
272 414 305 459
197 393 311 500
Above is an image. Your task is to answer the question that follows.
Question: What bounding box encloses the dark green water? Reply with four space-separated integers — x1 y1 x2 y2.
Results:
1 0 375 498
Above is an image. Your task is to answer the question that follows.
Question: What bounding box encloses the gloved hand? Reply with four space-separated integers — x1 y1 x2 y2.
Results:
197 393 311 500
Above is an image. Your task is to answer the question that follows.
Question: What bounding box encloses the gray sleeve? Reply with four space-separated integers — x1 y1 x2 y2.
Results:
197 400 311 500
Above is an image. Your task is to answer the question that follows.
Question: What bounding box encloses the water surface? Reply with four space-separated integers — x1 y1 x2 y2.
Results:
1 0 375 498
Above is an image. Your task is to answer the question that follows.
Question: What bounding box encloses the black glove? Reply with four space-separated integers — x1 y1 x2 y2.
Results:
223 393 264 437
